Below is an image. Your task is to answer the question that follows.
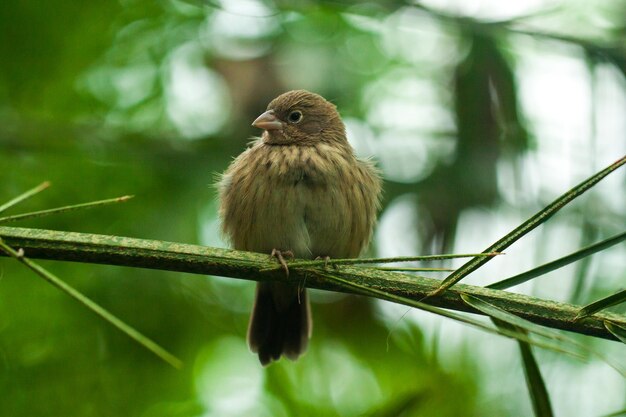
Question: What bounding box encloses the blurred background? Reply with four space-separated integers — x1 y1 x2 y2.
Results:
1 0 625 416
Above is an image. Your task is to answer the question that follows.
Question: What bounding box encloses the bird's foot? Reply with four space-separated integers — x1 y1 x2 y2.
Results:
270 249 294 277
314 255 339 269
314 255 331 268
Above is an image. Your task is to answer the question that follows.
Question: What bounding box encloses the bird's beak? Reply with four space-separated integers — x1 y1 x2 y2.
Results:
252 110 283 131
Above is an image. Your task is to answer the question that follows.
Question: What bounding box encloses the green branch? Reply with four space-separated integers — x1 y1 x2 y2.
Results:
1 226 624 343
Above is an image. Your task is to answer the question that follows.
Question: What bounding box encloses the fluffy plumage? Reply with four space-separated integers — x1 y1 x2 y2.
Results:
218 90 382 365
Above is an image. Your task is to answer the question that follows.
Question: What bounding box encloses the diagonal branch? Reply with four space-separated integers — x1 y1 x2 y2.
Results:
433 155 626 295
1 226 624 342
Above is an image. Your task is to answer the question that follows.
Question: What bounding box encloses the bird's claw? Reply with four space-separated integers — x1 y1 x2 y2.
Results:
271 249 293 277
315 255 331 268
315 255 338 269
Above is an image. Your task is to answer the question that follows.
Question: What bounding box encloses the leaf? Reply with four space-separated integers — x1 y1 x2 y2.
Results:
488 232 626 290
0 238 182 368
494 320 553 417
370 391 426 417
317 270 584 357
518 338 554 417
575 289 626 320
462 294 625 376
461 294 584 349
605 321 626 344
602 409 626 417
432 156 626 296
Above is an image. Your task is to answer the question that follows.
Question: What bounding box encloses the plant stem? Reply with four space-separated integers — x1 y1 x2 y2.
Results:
1 226 623 342
0 181 51 214
0 196 134 224
433 156 626 296
260 252 500 272
0 236 182 368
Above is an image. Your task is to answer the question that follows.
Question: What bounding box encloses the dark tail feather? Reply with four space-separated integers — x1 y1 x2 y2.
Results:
247 282 312 366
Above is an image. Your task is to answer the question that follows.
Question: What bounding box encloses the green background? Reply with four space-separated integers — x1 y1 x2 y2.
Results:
1 1 625 416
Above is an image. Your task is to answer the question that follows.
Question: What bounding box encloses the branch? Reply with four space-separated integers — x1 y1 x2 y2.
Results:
1 226 623 342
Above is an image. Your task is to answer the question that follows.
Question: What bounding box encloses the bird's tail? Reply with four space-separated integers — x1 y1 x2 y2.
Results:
247 281 312 366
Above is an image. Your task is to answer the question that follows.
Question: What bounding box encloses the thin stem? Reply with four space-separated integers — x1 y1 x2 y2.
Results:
0 195 134 224
433 156 626 296
487 231 626 290
260 252 501 272
0 237 182 369
372 267 455 272
0 181 51 214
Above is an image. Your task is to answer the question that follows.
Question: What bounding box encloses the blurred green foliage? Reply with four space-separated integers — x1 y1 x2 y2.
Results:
1 1 625 416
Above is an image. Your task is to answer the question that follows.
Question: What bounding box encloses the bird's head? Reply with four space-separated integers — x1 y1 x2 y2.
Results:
252 90 346 145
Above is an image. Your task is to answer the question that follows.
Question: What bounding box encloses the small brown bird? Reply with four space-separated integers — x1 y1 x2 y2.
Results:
218 90 382 365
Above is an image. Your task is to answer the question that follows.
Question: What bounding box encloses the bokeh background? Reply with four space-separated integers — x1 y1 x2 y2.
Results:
1 0 625 416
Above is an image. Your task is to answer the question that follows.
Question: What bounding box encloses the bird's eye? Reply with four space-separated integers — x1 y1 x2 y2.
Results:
288 110 303 123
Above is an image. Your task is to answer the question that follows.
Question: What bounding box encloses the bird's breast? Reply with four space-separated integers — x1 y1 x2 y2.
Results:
219 141 377 259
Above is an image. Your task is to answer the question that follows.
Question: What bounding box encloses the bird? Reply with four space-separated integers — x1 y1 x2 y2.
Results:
218 90 382 366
